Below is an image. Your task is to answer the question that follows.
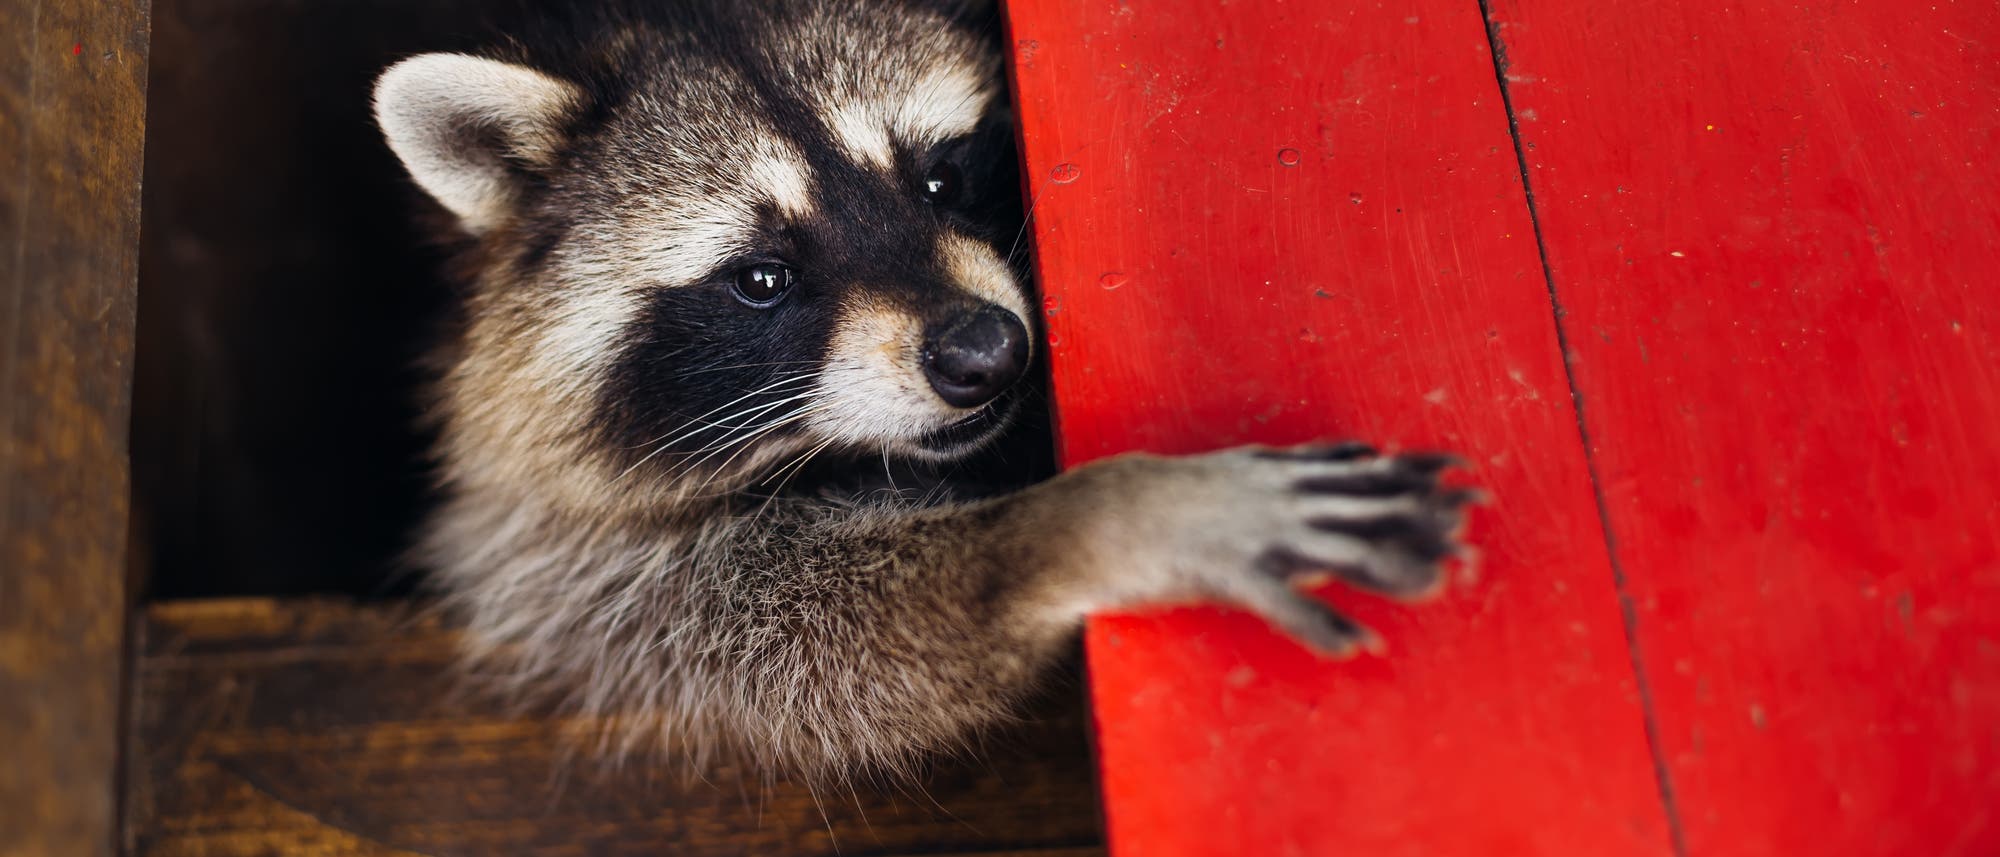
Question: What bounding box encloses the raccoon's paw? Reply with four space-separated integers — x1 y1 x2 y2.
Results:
1119 442 1480 657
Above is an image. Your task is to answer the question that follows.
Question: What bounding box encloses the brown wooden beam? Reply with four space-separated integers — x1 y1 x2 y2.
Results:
127 598 1104 857
0 1 150 856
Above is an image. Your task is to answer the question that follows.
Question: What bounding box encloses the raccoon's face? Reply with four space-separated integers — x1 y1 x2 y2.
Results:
375 2 1032 505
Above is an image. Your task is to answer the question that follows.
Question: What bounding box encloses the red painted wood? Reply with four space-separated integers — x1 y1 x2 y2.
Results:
1487 0 2000 853
1006 2 1672 854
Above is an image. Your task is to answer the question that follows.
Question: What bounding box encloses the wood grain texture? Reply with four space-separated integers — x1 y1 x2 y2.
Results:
1488 0 2000 852
126 598 1105 857
0 1 150 856
1006 1 1673 854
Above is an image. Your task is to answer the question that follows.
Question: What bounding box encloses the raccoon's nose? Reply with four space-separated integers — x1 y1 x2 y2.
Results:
922 306 1030 409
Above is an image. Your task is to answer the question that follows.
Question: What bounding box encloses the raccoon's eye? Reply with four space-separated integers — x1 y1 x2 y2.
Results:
920 161 964 206
732 263 795 308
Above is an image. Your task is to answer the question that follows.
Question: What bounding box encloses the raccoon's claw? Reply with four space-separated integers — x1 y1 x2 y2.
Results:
1064 442 1479 655
1293 451 1464 497
1253 439 1380 462
1242 448 1474 603
1235 579 1387 658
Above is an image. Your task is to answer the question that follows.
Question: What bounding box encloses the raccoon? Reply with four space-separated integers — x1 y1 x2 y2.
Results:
373 0 1475 779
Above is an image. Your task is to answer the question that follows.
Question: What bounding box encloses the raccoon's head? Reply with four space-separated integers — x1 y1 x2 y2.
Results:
375 2 1032 511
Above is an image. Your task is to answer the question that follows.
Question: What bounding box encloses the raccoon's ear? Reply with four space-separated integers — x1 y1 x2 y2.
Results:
374 53 583 234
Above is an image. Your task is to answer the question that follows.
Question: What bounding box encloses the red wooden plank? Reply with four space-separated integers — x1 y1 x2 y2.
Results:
1487 0 2000 853
1006 2 1673 854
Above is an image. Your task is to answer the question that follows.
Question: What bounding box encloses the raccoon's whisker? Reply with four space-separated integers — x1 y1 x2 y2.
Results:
763 433 842 500
1005 180 1048 267
684 404 827 478
701 406 829 479
667 372 819 428
675 359 825 378
613 394 812 486
620 376 816 464
651 364 874 473
724 427 844 510
614 406 787 485
682 390 824 445
611 445 678 486
915 469 956 508
682 399 827 461
681 362 875 382
643 366 872 448
625 372 821 451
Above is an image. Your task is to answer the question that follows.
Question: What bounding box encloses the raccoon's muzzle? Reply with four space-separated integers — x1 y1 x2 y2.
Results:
921 305 1030 409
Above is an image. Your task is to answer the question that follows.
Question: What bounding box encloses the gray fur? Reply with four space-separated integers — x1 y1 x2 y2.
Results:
375 0 1474 780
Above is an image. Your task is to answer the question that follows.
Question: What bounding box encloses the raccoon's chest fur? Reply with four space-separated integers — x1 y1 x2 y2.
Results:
376 0 1473 779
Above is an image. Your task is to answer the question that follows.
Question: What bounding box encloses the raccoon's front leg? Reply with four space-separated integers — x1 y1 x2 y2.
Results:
717 443 1470 773
1004 442 1473 654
